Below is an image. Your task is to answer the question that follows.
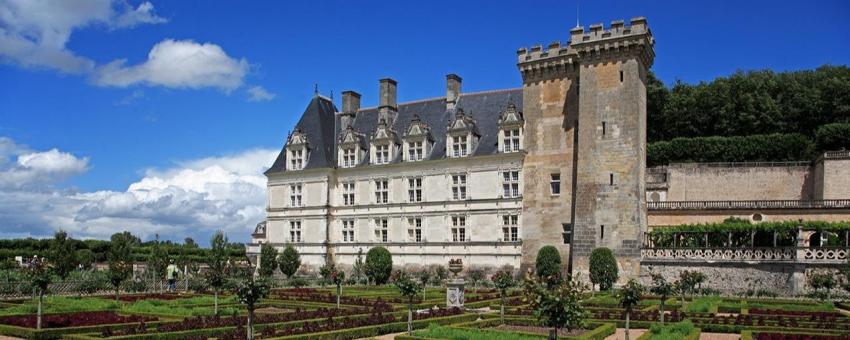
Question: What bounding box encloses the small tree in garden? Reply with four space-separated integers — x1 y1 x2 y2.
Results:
257 243 278 278
49 230 77 280
319 262 334 286
432 265 448 286
234 272 270 340
352 248 366 284
148 234 169 291
330 267 345 309
206 230 229 315
650 273 674 324
278 245 301 280
589 247 618 293
809 272 837 301
417 268 431 299
468 267 486 287
535 246 562 281
364 246 393 285
492 270 515 324
691 271 706 295
391 270 422 335
619 279 645 340
25 256 51 330
522 270 586 340
107 232 135 302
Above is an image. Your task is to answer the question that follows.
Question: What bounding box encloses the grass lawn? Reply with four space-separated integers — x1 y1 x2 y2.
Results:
411 323 545 340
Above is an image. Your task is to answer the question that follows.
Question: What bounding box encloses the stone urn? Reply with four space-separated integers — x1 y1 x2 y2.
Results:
448 259 463 278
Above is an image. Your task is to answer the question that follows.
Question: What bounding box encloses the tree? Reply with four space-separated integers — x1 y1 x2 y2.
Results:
535 246 561 281
76 249 95 270
391 270 421 335
107 232 135 302
650 273 674 324
417 268 431 300
147 234 169 291
278 245 301 279
206 230 229 315
619 279 645 340
431 265 448 286
589 247 618 292
351 248 365 284
468 267 486 287
330 267 345 309
25 256 51 330
364 246 393 285
257 244 278 278
184 237 198 248
522 270 586 340
809 272 837 301
50 230 77 280
492 270 515 324
234 272 269 340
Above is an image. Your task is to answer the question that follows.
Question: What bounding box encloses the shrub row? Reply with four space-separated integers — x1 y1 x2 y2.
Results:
647 133 815 166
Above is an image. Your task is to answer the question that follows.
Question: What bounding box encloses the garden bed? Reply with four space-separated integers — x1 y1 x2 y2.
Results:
0 311 156 329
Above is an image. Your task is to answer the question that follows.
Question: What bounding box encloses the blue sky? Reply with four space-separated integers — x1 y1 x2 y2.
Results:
0 0 848 242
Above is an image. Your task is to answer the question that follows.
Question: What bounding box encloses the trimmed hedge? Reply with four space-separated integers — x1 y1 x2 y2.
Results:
365 247 393 285
267 313 478 340
589 248 618 291
647 133 815 166
429 316 616 340
535 246 561 278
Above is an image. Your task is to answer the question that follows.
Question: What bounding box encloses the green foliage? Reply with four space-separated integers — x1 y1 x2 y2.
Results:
364 246 393 285
650 273 675 299
412 323 543 340
205 230 229 291
0 296 119 316
686 296 721 313
467 267 487 287
121 299 239 316
278 245 301 278
49 230 77 280
107 232 135 292
257 243 278 278
647 65 850 143
431 265 447 286
234 277 270 311
147 234 169 280
816 123 850 151
416 267 432 287
648 320 697 339
75 270 109 295
619 279 644 311
522 270 586 332
808 272 837 295
534 245 561 279
589 247 618 291
492 270 515 293
76 249 94 270
25 256 51 293
352 248 365 284
330 267 345 286
391 270 421 302
647 133 815 166
648 219 850 241
677 270 706 297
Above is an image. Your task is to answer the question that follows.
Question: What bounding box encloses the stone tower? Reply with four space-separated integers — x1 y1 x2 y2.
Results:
518 18 655 281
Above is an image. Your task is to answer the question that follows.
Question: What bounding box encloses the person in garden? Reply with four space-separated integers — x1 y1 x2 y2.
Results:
166 259 181 293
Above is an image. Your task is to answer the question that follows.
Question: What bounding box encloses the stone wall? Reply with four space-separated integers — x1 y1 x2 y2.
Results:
664 163 813 201
819 157 850 200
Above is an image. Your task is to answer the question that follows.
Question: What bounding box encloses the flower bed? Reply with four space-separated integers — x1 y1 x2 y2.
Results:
750 332 850 340
0 311 156 329
257 307 463 338
270 290 420 305
116 294 185 303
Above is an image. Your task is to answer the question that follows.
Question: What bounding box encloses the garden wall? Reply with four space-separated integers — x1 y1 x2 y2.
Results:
664 163 813 201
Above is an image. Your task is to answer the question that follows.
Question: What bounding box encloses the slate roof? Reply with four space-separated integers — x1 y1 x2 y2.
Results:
266 88 522 175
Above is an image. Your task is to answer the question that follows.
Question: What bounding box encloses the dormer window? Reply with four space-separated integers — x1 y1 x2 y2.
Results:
338 125 364 168
374 144 390 164
446 108 479 158
286 129 310 170
371 119 398 165
402 114 433 162
498 103 524 153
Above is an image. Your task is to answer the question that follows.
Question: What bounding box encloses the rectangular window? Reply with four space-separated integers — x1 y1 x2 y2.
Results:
600 225 605 240
375 144 390 164
453 135 468 157
619 70 624 83
342 148 356 168
342 182 355 206
409 141 424 161
502 170 520 198
550 174 561 195
609 173 615 186
407 217 422 242
290 221 302 242
374 218 388 242
374 179 389 204
451 216 466 242
503 129 521 152
290 184 302 207
290 149 304 170
408 177 423 202
342 220 355 242
451 174 467 200
502 215 519 242
562 223 572 244
602 122 607 136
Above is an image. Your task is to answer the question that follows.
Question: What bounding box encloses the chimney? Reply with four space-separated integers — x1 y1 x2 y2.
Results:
340 90 360 128
378 78 398 125
446 74 462 111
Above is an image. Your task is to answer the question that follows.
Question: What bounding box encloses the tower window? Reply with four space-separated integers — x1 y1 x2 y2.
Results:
609 173 614 186
550 173 561 195
600 225 605 239
602 122 607 136
562 223 572 244
619 71 624 83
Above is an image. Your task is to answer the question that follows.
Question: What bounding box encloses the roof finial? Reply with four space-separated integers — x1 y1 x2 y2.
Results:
576 0 580 28
314 83 319 97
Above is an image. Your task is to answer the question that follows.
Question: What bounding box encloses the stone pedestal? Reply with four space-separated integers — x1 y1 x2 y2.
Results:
446 279 465 308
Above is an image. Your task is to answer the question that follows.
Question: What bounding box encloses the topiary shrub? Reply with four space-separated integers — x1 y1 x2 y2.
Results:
535 246 561 279
589 247 618 291
364 246 393 285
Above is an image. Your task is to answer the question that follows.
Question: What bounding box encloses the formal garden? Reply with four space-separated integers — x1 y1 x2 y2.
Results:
2 231 850 339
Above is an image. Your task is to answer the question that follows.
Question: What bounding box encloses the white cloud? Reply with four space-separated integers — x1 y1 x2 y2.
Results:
95 39 249 91
0 136 277 243
0 0 166 73
247 86 276 102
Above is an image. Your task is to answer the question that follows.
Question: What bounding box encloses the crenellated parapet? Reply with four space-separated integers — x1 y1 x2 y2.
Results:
517 17 654 83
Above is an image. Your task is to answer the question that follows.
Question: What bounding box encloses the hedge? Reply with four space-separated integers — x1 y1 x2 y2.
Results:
741 329 848 340
267 313 478 340
815 123 850 152
535 246 561 278
647 133 815 166
416 316 615 340
647 219 850 236
635 326 700 340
